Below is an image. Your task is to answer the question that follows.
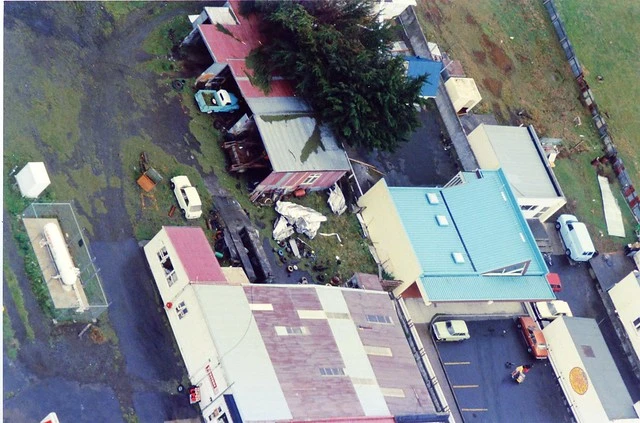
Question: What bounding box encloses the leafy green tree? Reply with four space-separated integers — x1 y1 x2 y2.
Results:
249 0 427 152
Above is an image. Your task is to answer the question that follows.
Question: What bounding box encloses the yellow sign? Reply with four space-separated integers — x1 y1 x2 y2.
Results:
569 367 589 395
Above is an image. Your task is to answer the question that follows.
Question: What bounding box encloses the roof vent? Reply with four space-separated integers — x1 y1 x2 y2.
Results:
452 252 465 264
436 215 449 226
427 193 439 204
501 191 507 202
519 233 526 242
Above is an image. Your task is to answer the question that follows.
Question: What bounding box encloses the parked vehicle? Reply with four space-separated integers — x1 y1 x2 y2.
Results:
170 176 202 219
555 214 596 262
533 300 573 320
432 320 470 342
194 89 240 114
546 272 562 293
516 316 548 359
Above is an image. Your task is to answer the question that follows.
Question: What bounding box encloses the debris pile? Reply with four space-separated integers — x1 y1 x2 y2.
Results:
273 201 327 241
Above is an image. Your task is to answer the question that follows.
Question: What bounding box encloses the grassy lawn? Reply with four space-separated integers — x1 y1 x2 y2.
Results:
416 0 637 250
555 0 640 184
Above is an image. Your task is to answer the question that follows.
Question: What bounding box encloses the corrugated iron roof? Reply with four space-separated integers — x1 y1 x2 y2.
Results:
389 187 475 274
164 226 227 283
198 14 297 99
421 275 554 301
405 56 442 98
254 114 350 172
193 284 435 420
474 125 562 198
443 169 547 274
388 169 553 301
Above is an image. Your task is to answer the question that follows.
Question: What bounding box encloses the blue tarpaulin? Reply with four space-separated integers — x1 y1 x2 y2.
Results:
405 56 443 98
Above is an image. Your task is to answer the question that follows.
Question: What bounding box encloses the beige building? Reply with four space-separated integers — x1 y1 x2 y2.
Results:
443 77 482 115
467 124 566 222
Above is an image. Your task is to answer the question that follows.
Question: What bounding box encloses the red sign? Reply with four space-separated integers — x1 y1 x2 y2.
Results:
206 364 218 392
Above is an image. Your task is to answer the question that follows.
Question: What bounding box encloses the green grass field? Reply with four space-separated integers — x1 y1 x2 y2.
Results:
416 0 638 250
554 0 640 187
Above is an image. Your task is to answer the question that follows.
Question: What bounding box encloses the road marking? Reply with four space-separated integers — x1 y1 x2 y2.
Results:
453 384 479 389
444 361 470 365
461 408 488 412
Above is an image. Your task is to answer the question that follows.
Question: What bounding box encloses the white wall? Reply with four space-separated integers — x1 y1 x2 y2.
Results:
608 272 640 362
143 228 190 305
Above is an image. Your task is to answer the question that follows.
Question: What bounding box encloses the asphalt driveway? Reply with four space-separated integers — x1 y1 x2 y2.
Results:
435 319 572 423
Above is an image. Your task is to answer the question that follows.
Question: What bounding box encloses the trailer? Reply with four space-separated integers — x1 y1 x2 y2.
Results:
543 317 640 422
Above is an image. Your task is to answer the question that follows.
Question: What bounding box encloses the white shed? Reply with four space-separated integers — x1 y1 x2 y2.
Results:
444 77 482 115
15 162 51 198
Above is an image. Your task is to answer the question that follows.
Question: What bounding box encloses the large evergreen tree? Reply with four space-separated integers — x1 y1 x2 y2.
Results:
249 0 427 152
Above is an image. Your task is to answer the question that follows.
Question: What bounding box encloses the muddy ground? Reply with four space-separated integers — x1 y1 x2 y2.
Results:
3 3 461 422
3 3 203 422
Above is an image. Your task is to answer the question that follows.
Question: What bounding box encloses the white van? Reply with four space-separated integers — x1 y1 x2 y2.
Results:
533 300 573 320
555 214 596 262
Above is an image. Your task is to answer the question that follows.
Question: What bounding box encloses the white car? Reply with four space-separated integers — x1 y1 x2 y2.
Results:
432 320 470 342
555 214 596 262
533 300 573 320
170 175 202 219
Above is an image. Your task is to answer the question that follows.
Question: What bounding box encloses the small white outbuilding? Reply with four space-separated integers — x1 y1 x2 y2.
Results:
15 162 51 198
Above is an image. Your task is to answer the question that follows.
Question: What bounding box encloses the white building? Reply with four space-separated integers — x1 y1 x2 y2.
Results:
15 162 51 198
608 271 640 367
543 317 640 423
467 124 566 222
144 226 438 423
372 0 416 21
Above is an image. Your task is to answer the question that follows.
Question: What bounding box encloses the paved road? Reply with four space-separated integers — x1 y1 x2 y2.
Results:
436 319 572 423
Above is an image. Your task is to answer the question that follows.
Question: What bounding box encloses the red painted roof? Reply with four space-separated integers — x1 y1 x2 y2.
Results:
164 226 226 284
199 13 295 99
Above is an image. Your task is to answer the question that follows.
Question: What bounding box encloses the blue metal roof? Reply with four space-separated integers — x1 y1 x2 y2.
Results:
444 170 547 275
388 169 553 301
421 275 554 301
405 56 442 98
389 188 475 274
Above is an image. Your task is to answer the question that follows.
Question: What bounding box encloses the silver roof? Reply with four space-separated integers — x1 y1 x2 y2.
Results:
565 317 636 420
245 97 312 115
255 114 350 172
477 125 563 198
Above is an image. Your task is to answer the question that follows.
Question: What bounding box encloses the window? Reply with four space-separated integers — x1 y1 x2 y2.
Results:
366 314 392 324
176 301 188 319
166 271 178 287
533 207 550 218
484 261 530 276
275 326 310 336
520 204 537 211
158 247 178 287
319 367 345 376
157 247 169 262
301 174 321 185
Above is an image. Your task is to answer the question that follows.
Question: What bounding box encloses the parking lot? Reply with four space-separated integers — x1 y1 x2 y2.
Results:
435 319 573 423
